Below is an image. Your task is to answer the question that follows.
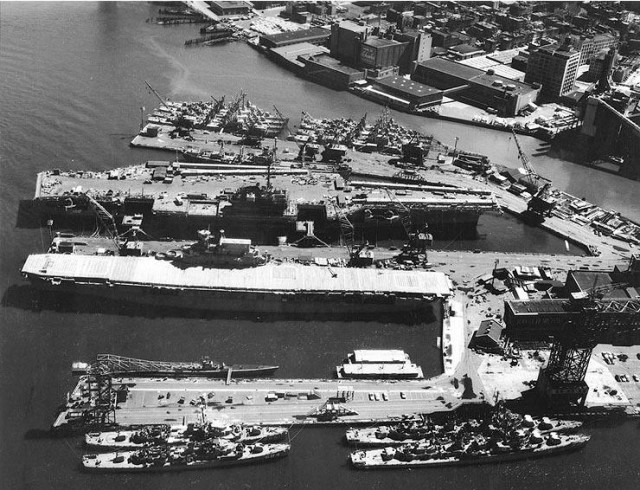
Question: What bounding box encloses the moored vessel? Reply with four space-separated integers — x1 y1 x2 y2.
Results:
72 354 278 378
337 350 424 379
85 421 288 450
82 441 290 472
349 433 590 469
345 413 582 446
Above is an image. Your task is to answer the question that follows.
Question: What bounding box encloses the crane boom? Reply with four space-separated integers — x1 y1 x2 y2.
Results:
510 129 537 186
145 80 168 108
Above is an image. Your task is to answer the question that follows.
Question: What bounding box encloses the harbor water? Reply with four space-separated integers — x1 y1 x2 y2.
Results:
1 3 639 489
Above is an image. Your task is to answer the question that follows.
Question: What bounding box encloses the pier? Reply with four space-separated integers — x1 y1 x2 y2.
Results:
55 375 472 430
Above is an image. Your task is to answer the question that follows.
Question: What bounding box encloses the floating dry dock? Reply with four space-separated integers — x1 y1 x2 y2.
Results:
22 253 452 315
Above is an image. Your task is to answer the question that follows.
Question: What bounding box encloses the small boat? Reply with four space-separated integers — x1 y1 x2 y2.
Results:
83 441 290 472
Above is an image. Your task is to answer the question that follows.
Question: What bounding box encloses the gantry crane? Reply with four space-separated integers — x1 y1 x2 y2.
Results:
536 281 640 407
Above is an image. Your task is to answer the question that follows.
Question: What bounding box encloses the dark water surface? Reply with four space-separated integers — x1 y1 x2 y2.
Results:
1 3 639 489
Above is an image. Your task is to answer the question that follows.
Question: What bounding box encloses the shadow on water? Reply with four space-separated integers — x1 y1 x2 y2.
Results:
16 200 46 229
24 428 58 440
2 284 434 325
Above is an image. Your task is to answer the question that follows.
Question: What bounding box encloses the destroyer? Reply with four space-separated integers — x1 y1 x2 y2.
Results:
349 432 590 469
85 421 288 450
82 441 290 472
346 413 582 446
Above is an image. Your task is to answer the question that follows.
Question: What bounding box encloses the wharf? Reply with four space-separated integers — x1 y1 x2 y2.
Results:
55 375 472 430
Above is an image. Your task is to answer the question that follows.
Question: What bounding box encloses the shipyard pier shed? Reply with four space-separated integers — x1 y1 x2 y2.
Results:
22 254 452 319
368 76 443 110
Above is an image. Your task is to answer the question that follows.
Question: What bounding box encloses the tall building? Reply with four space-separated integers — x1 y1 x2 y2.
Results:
394 30 432 73
330 21 371 66
571 32 617 65
525 42 580 100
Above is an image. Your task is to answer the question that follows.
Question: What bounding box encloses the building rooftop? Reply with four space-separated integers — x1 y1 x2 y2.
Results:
449 43 484 55
470 72 534 95
374 76 441 97
337 20 370 34
537 43 580 59
304 53 364 75
506 299 571 314
416 57 484 80
261 27 330 45
210 1 249 10
363 37 403 48
271 42 328 60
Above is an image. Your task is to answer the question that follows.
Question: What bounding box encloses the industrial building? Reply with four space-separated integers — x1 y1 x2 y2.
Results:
525 42 580 100
505 259 640 343
360 38 409 69
301 53 365 90
363 75 443 111
471 319 504 354
395 30 432 73
570 32 617 65
259 27 331 49
411 58 540 115
208 1 250 17
330 20 371 66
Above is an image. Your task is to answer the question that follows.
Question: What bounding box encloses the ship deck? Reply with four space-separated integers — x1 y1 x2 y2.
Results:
22 253 452 297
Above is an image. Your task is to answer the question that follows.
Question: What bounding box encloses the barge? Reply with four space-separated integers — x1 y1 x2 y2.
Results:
337 350 424 379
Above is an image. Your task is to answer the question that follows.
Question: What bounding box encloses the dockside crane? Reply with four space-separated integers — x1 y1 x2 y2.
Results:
511 130 556 220
145 80 169 108
510 129 541 190
536 277 640 408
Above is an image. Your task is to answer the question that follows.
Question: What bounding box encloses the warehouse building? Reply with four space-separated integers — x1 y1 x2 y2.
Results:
301 53 365 90
359 38 409 69
208 1 250 16
412 58 539 115
366 75 443 110
259 27 331 49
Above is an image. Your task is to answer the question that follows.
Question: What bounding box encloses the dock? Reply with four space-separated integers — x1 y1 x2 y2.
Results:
55 375 471 430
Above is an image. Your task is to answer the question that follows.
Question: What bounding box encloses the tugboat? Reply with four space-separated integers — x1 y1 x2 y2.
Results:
85 421 288 450
82 440 290 472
